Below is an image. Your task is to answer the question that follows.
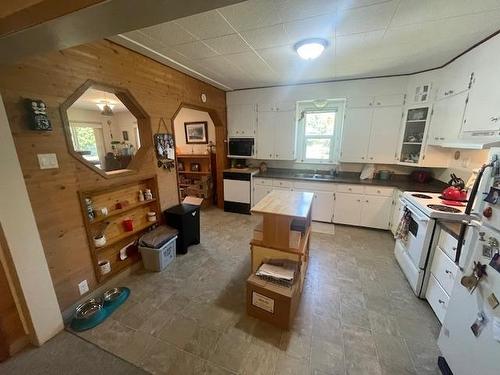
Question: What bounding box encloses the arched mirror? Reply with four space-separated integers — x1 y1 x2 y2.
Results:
60 81 150 177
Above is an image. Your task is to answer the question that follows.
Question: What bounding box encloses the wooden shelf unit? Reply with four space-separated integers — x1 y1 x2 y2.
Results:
249 190 314 291
176 154 214 206
79 176 162 282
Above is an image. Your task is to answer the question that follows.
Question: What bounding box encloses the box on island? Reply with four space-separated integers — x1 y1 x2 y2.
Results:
246 273 300 329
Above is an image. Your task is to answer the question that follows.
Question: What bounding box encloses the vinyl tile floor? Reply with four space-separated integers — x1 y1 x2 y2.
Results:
8 208 442 375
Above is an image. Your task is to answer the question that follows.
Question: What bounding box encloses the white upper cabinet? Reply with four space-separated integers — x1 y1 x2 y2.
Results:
273 109 296 160
256 102 296 160
368 106 404 163
463 68 500 133
373 94 405 107
435 69 473 101
341 96 403 164
341 107 372 162
428 90 468 146
227 104 257 137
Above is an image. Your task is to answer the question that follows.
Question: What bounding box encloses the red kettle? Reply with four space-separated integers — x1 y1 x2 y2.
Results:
442 186 467 201
442 174 467 201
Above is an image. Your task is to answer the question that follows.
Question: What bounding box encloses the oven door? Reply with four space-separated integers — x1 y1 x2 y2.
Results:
400 200 435 269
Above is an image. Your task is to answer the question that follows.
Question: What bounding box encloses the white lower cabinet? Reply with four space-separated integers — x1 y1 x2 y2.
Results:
295 188 335 223
360 195 393 229
334 185 393 229
390 190 403 235
425 229 459 323
253 179 393 229
333 192 362 226
425 274 449 323
253 185 272 207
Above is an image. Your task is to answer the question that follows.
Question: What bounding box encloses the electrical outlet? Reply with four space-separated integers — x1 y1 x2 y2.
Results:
78 280 89 295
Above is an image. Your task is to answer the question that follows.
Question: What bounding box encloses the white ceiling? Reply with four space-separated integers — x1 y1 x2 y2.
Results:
111 0 500 90
71 89 129 112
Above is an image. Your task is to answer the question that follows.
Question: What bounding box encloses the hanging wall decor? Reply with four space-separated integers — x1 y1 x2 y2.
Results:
25 98 52 131
154 117 175 170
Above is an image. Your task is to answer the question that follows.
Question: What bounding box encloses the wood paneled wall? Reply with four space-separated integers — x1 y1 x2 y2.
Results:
0 40 227 310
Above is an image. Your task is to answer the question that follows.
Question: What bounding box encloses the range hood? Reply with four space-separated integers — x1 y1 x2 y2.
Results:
437 131 500 150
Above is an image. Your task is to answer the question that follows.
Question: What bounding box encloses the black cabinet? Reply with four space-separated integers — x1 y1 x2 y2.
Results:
164 204 200 254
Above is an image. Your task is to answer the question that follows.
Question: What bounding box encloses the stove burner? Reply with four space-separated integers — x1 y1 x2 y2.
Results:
427 204 461 213
412 193 433 199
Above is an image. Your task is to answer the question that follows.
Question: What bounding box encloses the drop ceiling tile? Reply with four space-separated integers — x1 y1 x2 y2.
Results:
218 0 282 31
241 24 290 49
274 0 337 22
391 0 500 28
174 41 219 59
337 0 395 10
336 0 398 36
203 34 250 55
141 21 197 46
197 55 245 77
258 44 334 82
175 10 234 40
225 50 276 77
335 30 384 56
285 14 335 43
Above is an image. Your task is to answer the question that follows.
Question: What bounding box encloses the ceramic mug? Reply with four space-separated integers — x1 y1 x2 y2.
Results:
122 218 133 232
93 234 106 248
98 260 111 275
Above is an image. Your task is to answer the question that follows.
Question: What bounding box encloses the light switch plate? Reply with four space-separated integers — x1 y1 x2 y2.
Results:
37 153 59 169
78 280 89 295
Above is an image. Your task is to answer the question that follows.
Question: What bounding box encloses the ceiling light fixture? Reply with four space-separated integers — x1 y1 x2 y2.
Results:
294 38 328 60
96 102 115 116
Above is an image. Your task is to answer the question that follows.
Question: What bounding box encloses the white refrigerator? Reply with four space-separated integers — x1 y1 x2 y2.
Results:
438 148 500 375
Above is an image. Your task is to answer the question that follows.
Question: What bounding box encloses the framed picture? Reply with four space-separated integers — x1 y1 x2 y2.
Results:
122 130 129 141
184 121 208 144
190 163 200 172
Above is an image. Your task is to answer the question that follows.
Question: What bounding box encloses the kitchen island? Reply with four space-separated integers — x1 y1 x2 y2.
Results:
247 190 313 329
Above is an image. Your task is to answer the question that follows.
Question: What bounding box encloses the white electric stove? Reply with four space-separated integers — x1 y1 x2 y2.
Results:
395 191 469 297
402 191 468 220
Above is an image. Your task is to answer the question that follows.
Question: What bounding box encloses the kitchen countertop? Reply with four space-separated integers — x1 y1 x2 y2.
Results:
224 168 259 174
251 190 313 218
254 168 448 193
439 221 462 240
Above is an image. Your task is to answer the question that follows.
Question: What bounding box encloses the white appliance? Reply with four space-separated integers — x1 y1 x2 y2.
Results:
438 149 500 375
395 192 467 297
223 169 257 214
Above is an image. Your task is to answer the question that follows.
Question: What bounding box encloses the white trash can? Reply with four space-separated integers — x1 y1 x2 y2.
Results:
138 225 178 272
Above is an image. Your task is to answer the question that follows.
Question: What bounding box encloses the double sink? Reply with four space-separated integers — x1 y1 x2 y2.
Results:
293 172 336 181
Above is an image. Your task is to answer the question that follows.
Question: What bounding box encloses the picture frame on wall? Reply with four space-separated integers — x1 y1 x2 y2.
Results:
122 130 129 141
184 121 208 144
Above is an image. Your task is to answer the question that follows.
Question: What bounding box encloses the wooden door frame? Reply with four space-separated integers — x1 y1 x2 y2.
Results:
170 103 228 208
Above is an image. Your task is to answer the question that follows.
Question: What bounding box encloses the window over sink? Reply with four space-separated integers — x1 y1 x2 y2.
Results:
297 99 345 164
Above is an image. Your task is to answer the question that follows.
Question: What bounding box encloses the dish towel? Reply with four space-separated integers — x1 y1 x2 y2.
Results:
395 207 411 243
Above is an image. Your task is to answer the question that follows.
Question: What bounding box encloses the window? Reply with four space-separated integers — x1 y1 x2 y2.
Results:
70 121 105 167
297 100 345 163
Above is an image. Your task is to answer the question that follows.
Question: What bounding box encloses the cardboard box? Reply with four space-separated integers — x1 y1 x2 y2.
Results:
246 274 300 329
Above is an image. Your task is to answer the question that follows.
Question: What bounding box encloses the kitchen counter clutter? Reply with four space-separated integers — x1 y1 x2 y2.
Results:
247 190 313 329
254 168 448 192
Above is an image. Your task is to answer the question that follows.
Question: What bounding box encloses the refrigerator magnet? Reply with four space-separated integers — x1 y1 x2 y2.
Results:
489 253 500 273
482 244 494 259
487 293 499 309
484 186 500 204
471 311 487 337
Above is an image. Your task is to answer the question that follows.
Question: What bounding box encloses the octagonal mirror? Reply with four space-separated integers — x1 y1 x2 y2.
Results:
60 81 151 177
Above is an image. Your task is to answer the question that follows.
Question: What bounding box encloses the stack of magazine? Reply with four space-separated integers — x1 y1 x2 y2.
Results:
256 259 298 287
